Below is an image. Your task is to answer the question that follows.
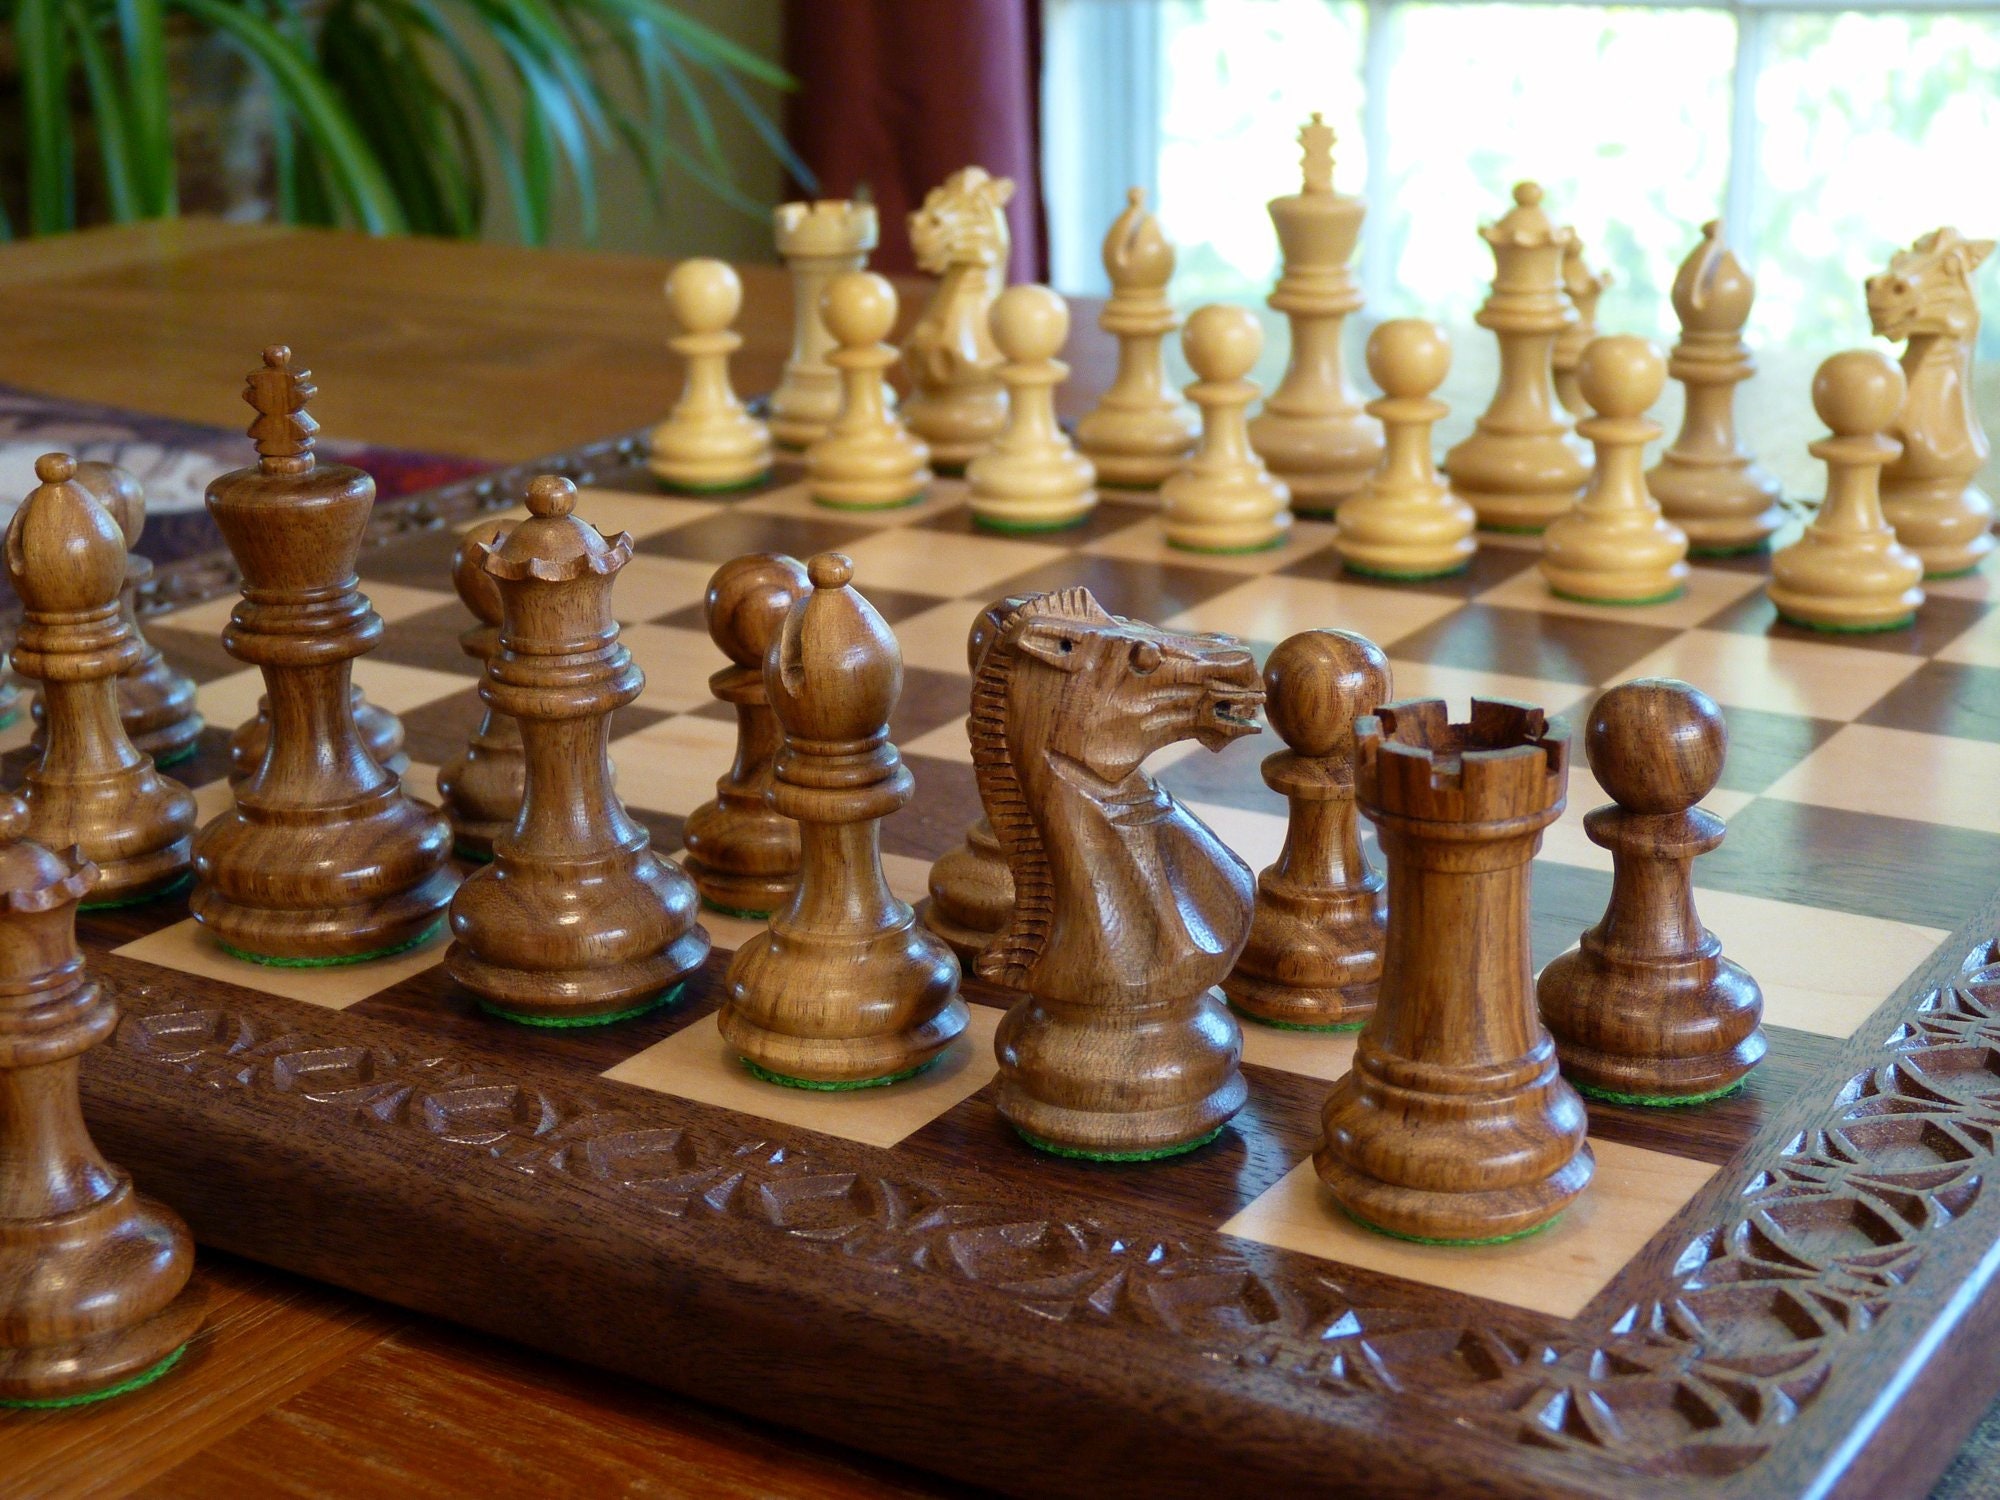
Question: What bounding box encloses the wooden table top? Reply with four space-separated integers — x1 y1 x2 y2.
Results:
0 221 973 1500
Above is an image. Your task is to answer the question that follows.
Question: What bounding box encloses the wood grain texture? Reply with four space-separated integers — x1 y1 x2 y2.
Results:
1538 680 1767 1101
901 168 1012 470
973 588 1263 1156
435 518 525 862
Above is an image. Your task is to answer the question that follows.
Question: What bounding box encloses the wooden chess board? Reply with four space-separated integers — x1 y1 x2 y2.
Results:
45 435 2000 1499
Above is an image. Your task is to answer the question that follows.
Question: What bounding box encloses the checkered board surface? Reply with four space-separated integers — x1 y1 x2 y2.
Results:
37 452 2000 1324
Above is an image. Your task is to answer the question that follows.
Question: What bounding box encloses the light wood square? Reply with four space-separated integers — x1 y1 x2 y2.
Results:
1935 604 2000 666
611 712 743 817
163 579 454 636
193 667 267 731
1179 799 1286 875
1475 562 1764 630
1220 1139 1714 1319
1083 516 1338 575
115 916 450 1011
455 487 721 542
840 527 1070 600
1163 574 1461 648
901 718 972 764
613 553 720 626
1765 723 2000 836
1238 1022 1358 1083
1381 658 1593 725
1923 560 1998 602
739 476 968 528
618 623 719 713
603 1004 1002 1149
893 599 987 676
350 660 473 713
1537 762 1755 873
1617 629 1922 722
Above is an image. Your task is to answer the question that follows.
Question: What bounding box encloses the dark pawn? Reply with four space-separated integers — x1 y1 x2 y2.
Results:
0 795 202 1406
682 553 808 918
1538 679 1765 1104
1224 629 1389 1029
446 477 710 1024
438 518 526 860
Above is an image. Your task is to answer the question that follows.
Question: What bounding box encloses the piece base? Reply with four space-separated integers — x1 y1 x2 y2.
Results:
0 708 18 732
1549 585 1687 608
1014 1124 1225 1162
813 489 928 513
972 513 1090 535
151 742 200 770
740 1054 940 1091
1227 1002 1367 1034
1688 537 1774 559
217 917 445 969
1775 610 1916 635
480 982 682 1029
0 1344 187 1410
701 897 778 921
1926 563 1986 581
1165 535 1287 556
1338 1202 1562 1248
82 870 194 912
453 844 496 864
1477 521 1550 536
1574 1077 1747 1108
652 471 772 496
1342 559 1472 582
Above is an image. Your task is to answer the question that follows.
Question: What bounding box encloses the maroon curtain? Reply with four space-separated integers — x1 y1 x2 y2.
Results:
783 0 1047 283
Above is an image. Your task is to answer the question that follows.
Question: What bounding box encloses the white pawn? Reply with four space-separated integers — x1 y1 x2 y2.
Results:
1540 336 1690 604
647 259 773 493
1334 320 1476 580
967 286 1097 532
807 272 932 511
1768 350 1925 632
1161 305 1292 553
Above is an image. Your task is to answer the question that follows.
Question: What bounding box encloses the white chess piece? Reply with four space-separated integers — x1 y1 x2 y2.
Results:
806 272 932 511
648 258 773 492
1161 305 1292 553
967 286 1096 532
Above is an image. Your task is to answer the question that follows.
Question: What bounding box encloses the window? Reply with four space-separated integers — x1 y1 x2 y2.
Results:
1043 0 2000 361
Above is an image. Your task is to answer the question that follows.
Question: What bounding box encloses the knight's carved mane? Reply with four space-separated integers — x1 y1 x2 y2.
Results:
968 586 1111 986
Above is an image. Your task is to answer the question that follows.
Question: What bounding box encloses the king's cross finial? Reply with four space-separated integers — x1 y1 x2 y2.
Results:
1300 112 1336 195
244 344 319 473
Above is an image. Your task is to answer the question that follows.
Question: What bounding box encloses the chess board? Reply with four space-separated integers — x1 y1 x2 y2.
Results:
50 434 2000 1500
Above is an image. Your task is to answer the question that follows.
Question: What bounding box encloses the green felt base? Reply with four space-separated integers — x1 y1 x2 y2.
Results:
0 1344 186 1409
1228 1001 1367 1033
1775 610 1916 635
1340 1202 1562 1248
1476 521 1550 536
972 513 1089 535
1549 585 1686 608
1688 537 1773 559
1343 560 1472 583
480 981 682 1030
1926 563 1987 581
653 471 773 496
740 1053 939 1091
217 917 444 969
0 707 18 732
1574 1077 1746 1108
701 897 777 921
152 743 199 771
81 870 193 913
1165 535 1287 557
453 844 495 864
1015 1123 1225 1162
813 489 928 513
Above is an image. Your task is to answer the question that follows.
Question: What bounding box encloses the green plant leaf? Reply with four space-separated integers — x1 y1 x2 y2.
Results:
68 0 141 220
18 0 76 233
613 0 790 89
115 0 176 214
174 0 408 233
694 45 814 192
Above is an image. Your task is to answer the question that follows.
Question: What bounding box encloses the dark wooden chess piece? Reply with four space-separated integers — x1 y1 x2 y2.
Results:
918 598 1020 963
1316 699 1592 1242
682 553 808 917
61 461 204 767
720 553 966 1086
973 587 1264 1158
6 454 195 907
437 518 526 861
1538 679 1766 1103
1224 629 1389 1029
0 795 202 1407
447 477 709 1024
229 685 408 781
191 346 456 963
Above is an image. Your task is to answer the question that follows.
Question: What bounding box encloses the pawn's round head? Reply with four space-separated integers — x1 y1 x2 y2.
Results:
1263 629 1392 759
526 474 577 519
705 552 809 669
1366 319 1450 399
1182 304 1263 383
1587 677 1727 813
821 271 898 348
1577 335 1666 419
70 461 144 546
990 284 1070 364
1813 348 1907 437
665 257 743 334
453 517 514 624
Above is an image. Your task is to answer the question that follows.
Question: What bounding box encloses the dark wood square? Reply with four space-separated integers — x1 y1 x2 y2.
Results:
1380 604 1682 685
